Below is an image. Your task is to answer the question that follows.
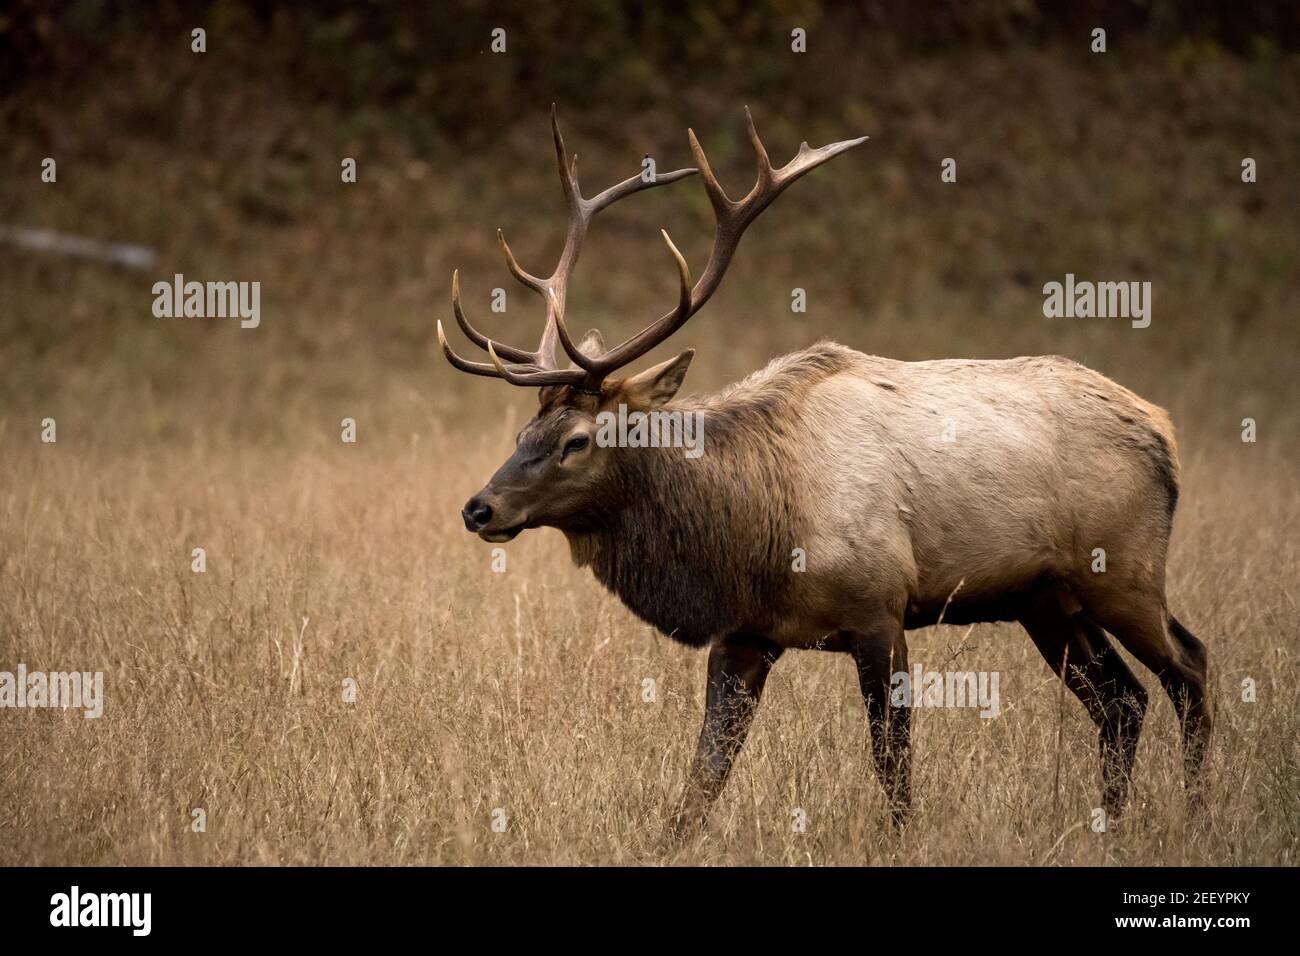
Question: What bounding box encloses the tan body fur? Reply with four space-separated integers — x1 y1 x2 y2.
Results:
569 342 1178 651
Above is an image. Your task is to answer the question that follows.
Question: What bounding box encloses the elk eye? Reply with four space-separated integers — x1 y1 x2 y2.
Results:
562 434 589 458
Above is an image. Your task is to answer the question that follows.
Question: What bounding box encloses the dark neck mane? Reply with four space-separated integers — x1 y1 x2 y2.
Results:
563 342 855 646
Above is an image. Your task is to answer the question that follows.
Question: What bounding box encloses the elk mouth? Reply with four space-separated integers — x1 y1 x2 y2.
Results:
479 522 527 543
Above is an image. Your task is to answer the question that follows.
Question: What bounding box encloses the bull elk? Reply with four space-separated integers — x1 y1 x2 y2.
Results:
437 106 1211 831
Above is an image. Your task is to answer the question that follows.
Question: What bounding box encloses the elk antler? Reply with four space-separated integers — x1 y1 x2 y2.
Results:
437 104 697 386
438 106 867 390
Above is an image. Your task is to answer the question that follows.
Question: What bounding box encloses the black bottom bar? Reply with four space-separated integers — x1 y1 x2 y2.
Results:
0 866 1282 941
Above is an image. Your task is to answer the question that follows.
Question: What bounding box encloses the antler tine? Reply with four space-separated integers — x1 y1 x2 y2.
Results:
451 270 537 366
744 106 775 190
552 102 581 213
584 166 698 218
550 288 599 375
660 229 693 316
438 320 532 379
687 127 734 216
582 108 867 379
486 340 587 387
497 230 547 295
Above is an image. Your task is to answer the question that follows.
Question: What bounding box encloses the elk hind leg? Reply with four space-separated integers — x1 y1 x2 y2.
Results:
1085 594 1211 811
1020 594 1148 818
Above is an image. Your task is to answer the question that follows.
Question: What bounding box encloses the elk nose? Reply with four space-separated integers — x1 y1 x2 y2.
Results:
462 496 493 532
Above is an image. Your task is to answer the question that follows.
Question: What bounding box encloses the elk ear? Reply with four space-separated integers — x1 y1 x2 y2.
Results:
617 349 694 409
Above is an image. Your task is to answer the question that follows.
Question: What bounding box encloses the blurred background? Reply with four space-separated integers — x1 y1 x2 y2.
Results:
2 0 1297 448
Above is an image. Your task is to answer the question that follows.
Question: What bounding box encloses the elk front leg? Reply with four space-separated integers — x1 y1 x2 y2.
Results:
845 622 913 825
671 632 782 836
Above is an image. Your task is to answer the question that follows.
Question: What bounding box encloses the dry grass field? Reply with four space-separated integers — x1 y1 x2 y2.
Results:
1 17 1297 865
2 431 1297 865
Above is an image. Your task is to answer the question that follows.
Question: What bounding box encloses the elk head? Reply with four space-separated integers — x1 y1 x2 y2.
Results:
438 106 866 542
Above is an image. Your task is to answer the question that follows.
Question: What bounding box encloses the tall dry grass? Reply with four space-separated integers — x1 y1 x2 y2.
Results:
0 439 1295 864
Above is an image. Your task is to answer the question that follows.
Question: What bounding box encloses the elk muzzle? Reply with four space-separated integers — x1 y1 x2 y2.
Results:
461 487 528 542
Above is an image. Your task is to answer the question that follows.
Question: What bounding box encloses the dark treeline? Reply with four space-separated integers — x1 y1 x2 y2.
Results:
3 1 1297 139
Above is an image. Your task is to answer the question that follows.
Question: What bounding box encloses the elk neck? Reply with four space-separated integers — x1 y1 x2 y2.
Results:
561 394 808 647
